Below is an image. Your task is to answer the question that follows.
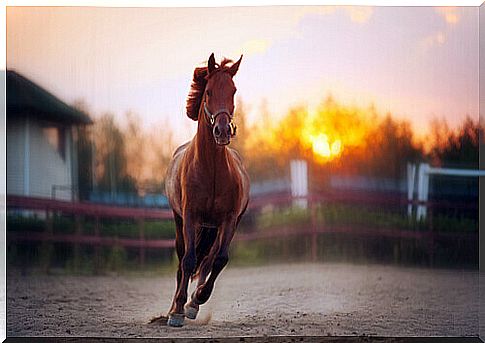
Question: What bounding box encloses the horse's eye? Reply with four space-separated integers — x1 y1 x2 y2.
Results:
206 90 212 97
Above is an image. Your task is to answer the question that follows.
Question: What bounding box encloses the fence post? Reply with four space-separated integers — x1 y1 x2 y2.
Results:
417 163 430 221
407 163 416 218
94 215 101 274
310 198 318 262
138 218 145 267
290 159 308 209
74 214 82 272
428 208 434 268
42 209 53 274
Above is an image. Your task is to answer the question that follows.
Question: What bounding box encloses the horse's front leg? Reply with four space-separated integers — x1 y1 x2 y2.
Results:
184 239 220 319
168 215 197 327
187 218 236 314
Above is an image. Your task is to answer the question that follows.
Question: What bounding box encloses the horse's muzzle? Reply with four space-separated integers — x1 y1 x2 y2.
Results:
213 121 232 145
214 136 231 146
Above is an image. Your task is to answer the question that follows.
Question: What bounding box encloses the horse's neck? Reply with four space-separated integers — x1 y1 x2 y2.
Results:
194 116 228 170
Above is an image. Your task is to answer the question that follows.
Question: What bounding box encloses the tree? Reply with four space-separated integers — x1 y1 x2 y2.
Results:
76 125 94 200
244 99 284 180
72 100 94 201
94 113 136 195
148 120 176 193
428 116 482 168
363 114 423 179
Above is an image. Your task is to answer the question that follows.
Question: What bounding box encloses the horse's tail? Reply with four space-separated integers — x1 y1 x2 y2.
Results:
191 225 218 281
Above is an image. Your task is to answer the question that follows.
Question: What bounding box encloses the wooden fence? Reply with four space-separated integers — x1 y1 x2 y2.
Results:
6 191 478 268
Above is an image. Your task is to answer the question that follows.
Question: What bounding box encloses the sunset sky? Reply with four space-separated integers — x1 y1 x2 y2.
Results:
6 6 479 143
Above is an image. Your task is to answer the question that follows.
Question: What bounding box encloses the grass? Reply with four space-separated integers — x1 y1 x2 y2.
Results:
6 202 478 274
252 203 477 233
7 214 176 238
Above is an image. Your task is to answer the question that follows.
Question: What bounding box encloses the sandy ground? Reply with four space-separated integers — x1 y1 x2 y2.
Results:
6 263 484 338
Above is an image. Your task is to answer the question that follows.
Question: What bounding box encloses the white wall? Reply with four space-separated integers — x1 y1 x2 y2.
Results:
7 116 73 200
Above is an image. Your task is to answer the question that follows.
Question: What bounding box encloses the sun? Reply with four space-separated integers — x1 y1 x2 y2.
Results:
308 134 342 161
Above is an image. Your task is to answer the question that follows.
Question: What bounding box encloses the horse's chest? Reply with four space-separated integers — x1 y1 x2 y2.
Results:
203 184 237 210
187 178 239 217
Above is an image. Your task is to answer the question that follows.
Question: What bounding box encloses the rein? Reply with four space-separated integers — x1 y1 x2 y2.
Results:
203 102 237 137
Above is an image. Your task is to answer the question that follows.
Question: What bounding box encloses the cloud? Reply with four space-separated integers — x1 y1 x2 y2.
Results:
435 7 460 25
290 6 336 24
231 7 373 59
234 39 270 57
231 6 373 59
295 6 373 24
418 7 462 54
419 31 447 53
344 6 374 24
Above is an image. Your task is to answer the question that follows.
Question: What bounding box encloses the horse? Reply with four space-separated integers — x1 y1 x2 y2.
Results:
164 53 250 327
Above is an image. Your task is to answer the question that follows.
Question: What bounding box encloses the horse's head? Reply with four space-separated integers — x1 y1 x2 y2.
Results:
186 53 242 146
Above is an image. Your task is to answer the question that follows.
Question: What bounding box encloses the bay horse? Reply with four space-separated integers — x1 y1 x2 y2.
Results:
164 53 250 327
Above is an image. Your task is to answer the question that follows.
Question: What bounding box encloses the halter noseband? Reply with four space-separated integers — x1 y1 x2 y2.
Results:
203 102 237 137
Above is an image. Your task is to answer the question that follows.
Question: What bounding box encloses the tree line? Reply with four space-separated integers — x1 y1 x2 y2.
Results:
73 96 483 199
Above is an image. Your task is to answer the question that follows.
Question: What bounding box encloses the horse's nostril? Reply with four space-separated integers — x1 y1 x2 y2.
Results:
214 126 221 137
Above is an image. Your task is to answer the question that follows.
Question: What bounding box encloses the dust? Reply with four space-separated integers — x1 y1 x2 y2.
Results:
192 311 212 325
148 314 168 325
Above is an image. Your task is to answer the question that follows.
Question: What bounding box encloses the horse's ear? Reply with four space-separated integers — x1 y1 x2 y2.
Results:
208 53 216 74
228 55 243 77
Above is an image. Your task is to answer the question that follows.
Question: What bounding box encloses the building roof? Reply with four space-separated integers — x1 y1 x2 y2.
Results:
6 70 93 125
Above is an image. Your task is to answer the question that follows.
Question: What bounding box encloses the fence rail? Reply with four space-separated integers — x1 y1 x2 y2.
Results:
7 195 173 219
408 163 483 220
6 191 477 268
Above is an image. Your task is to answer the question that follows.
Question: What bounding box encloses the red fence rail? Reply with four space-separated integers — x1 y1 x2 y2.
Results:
7 195 173 219
6 192 477 269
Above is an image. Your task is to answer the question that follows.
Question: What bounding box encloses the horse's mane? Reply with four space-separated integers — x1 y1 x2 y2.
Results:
186 58 235 121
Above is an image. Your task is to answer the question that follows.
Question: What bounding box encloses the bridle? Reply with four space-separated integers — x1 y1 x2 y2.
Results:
203 102 237 137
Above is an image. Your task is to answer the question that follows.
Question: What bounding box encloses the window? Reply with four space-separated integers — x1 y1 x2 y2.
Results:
43 125 66 160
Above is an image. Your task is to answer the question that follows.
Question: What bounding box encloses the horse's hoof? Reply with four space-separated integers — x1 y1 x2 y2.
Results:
167 313 185 327
185 303 199 320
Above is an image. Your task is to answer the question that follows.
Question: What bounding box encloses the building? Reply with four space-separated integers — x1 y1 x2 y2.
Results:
6 70 93 201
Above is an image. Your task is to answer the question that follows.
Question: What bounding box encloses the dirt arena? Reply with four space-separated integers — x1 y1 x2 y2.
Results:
6 263 483 338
